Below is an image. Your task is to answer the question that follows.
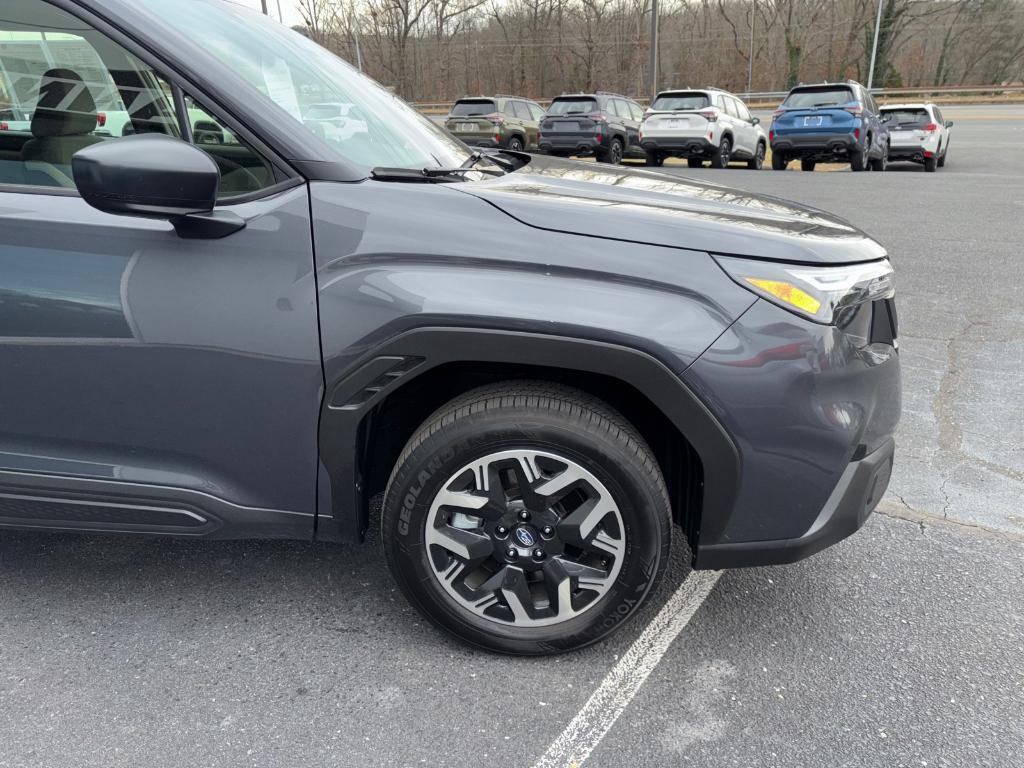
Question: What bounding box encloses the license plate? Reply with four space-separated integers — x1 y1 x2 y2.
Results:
556 122 578 131
664 118 689 129
456 122 476 132
803 115 824 127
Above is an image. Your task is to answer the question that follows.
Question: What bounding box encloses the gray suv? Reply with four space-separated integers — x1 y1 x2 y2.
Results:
538 92 647 163
0 0 900 655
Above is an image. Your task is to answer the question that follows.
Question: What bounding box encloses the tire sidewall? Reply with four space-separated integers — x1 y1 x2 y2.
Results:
383 412 669 654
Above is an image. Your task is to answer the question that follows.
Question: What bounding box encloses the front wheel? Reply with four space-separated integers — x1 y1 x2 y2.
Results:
382 382 672 655
938 146 947 168
870 142 887 172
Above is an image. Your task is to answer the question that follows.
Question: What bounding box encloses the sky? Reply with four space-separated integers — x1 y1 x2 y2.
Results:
232 0 305 27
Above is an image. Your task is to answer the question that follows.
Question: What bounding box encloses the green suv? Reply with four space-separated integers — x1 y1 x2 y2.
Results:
444 95 545 152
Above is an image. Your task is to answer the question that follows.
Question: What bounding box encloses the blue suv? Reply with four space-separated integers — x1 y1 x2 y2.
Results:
770 81 889 172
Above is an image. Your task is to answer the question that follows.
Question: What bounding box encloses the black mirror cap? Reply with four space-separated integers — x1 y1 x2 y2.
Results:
72 133 220 219
751 116 760 125
945 120 954 128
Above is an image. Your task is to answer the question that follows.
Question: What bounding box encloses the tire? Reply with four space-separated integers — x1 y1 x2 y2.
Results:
747 142 765 170
850 149 866 172
771 150 787 171
687 157 703 168
507 136 524 152
645 150 664 167
710 137 731 169
382 381 673 655
924 155 937 172
870 141 887 172
938 146 947 168
800 159 816 172
599 138 624 165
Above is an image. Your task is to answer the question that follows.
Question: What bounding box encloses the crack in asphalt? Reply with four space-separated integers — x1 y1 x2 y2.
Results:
876 500 1024 544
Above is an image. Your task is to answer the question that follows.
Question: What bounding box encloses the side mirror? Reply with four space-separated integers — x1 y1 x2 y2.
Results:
751 116 760 125
72 133 244 239
945 120 954 128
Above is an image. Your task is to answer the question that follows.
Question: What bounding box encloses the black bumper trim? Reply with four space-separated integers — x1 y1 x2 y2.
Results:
641 138 714 155
694 437 895 569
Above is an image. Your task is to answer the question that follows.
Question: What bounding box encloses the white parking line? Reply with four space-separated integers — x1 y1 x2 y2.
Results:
531 569 723 768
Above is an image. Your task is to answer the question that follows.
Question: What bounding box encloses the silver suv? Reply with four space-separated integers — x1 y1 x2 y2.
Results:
640 88 768 169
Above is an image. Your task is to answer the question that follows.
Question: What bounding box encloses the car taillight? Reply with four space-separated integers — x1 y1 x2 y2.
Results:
854 128 860 139
485 113 504 124
769 129 774 141
0 121 8 131
922 122 938 132
589 113 607 123
698 109 718 122
96 112 107 127
845 104 864 116
772 109 785 118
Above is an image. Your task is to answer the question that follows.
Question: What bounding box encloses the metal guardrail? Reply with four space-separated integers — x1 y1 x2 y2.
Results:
413 84 1024 114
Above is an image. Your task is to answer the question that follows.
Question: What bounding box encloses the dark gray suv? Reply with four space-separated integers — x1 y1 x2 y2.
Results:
538 92 646 163
0 0 900 655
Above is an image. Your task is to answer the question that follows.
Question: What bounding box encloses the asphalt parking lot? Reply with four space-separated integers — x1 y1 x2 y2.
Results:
1 104 1022 768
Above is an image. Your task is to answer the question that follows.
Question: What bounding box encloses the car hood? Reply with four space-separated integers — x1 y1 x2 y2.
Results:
458 154 886 264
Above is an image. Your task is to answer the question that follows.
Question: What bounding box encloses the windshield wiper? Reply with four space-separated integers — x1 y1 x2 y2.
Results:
371 151 510 183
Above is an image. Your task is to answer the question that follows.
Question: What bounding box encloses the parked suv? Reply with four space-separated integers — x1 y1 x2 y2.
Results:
879 102 952 172
640 88 768 169
770 81 889 172
1 0 900 655
538 92 646 163
444 95 545 152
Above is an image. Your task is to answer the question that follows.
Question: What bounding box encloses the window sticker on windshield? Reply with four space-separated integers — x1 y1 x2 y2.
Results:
260 57 303 121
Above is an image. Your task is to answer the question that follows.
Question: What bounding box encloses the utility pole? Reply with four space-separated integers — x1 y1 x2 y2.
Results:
353 28 363 72
260 0 269 14
648 0 659 98
276 0 283 22
746 0 756 97
867 0 884 90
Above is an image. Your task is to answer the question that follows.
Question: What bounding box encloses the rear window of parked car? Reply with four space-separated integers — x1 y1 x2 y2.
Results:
451 100 496 116
547 98 598 116
881 108 929 126
784 87 856 108
651 92 710 111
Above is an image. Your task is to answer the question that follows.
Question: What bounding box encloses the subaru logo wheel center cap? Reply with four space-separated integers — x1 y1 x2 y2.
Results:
513 526 536 548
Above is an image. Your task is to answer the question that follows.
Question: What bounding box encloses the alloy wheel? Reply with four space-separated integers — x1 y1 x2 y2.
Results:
425 449 626 627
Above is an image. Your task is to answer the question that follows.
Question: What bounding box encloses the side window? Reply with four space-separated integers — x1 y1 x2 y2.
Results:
722 98 738 119
183 96 278 199
933 106 943 123
714 94 727 110
503 101 517 117
733 99 752 122
614 100 629 119
0 0 179 189
629 103 644 121
528 103 545 121
512 101 531 120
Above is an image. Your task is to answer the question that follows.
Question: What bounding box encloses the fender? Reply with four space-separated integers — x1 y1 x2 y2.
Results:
316 326 740 547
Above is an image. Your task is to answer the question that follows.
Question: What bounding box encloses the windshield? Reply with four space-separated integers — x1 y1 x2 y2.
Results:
450 100 496 117
784 87 856 108
651 93 710 111
547 98 598 116
136 0 469 170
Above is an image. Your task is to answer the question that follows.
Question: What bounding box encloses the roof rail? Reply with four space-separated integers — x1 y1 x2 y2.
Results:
493 93 520 99
595 90 628 98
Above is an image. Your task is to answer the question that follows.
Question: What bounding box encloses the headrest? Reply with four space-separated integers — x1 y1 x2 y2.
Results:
31 69 98 138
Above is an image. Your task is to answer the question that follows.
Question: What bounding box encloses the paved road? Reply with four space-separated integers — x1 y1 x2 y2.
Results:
1 105 1022 768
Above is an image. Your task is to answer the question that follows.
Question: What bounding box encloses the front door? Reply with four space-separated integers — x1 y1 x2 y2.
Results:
0 0 322 537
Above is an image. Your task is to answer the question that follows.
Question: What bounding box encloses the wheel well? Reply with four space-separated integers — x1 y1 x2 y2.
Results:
359 361 704 542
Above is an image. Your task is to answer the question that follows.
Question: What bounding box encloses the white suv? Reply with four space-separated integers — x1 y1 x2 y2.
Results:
879 102 952 172
640 88 768 169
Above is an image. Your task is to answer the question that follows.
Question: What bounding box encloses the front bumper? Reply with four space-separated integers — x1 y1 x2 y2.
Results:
684 296 901 569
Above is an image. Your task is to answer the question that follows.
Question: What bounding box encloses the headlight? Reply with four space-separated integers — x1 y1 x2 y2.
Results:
714 256 895 324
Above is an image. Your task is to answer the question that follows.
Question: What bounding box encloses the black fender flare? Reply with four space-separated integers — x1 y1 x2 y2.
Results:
316 326 739 545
